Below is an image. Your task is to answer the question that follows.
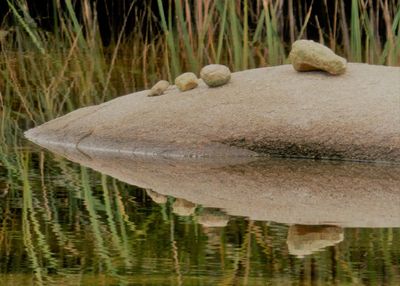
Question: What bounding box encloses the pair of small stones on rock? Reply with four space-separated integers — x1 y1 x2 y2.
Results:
148 64 230 97
148 39 347 97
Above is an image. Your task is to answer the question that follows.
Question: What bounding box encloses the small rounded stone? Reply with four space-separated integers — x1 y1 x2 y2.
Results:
200 64 231 87
148 80 170 97
289 40 347 75
174 72 198 91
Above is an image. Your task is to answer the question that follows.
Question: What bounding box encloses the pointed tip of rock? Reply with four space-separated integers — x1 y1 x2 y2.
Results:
24 128 36 141
24 127 46 146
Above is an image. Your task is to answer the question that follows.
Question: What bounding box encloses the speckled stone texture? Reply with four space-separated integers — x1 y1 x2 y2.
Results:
25 63 400 162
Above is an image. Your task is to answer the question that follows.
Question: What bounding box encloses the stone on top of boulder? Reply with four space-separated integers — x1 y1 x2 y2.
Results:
174 72 198 91
289 39 347 75
200 64 231 87
148 80 170 97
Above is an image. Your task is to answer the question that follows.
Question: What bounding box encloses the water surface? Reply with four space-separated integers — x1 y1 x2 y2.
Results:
0 146 399 285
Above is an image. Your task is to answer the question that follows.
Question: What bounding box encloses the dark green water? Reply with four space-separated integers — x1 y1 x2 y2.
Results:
0 146 399 286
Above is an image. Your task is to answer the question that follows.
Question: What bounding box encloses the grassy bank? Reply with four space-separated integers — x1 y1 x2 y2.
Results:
0 0 399 144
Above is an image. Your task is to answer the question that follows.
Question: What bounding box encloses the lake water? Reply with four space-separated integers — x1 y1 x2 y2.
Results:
0 145 399 285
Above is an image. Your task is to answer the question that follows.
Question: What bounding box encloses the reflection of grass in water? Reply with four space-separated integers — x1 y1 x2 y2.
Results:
101 174 133 268
5 150 137 284
1 148 400 284
21 151 57 285
80 167 128 285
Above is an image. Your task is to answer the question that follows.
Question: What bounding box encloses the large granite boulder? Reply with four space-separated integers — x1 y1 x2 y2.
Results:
25 64 400 162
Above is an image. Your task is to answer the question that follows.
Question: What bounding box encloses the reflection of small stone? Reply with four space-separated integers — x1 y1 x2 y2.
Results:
145 189 167 204
172 198 196 216
0 30 9 42
198 209 230 227
174 72 198 91
200 64 231 87
287 225 344 258
0 180 9 198
0 188 8 198
289 40 347 75
148 80 170 97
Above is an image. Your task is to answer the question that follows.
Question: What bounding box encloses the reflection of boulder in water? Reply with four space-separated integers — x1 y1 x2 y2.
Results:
28 144 400 227
197 209 230 228
172 198 197 216
145 189 168 204
287 225 344 258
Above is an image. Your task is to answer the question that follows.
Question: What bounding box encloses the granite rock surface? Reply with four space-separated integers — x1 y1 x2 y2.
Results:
25 64 400 162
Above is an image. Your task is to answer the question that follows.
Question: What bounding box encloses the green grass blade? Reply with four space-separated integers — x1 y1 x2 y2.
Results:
157 0 181 77
6 0 45 54
350 0 362 62
174 0 198 72
229 1 243 70
216 0 228 64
